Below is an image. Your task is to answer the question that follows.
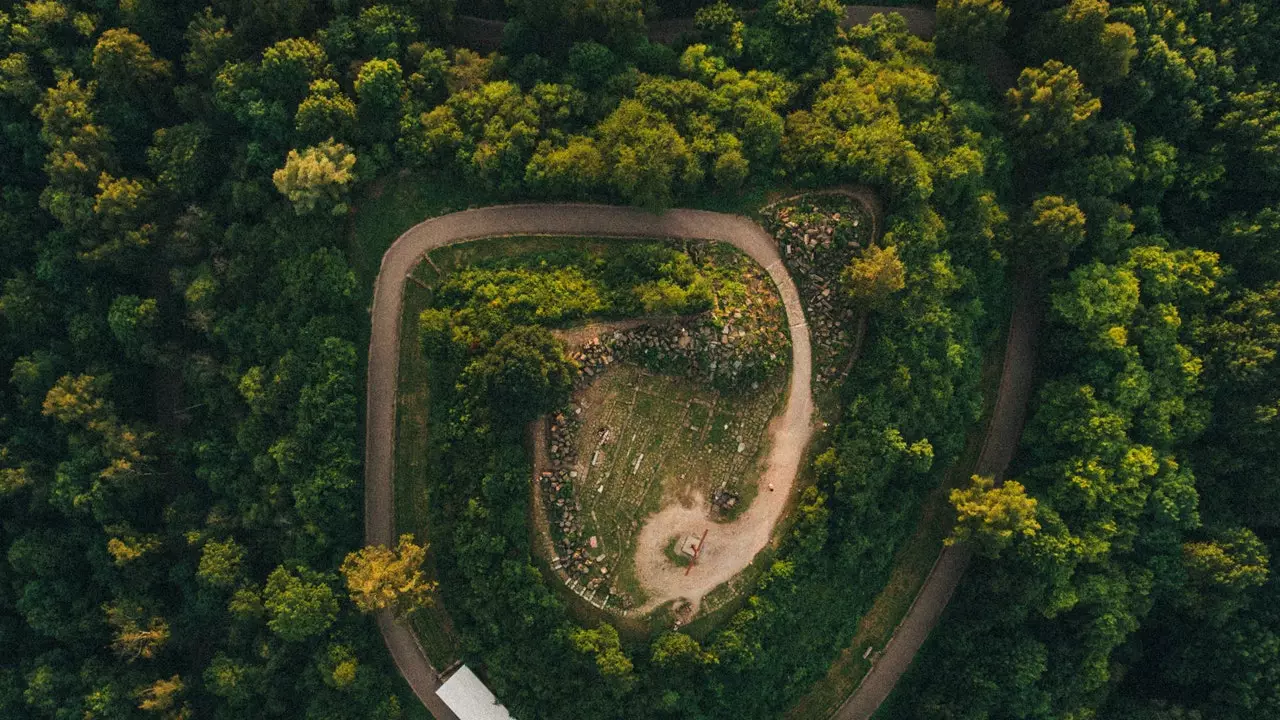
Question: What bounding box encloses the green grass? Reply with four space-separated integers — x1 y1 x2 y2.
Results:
663 535 693 567
391 270 464 670
347 175 501 292
555 363 785 610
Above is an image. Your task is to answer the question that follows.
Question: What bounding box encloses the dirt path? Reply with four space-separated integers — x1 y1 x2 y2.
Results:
829 272 1042 720
365 204 813 714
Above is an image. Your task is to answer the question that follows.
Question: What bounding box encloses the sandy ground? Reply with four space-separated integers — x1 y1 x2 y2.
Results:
631 328 813 613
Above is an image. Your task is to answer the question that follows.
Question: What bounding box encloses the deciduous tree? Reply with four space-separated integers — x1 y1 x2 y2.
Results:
340 534 437 618
841 243 906 307
948 475 1040 556
272 139 356 214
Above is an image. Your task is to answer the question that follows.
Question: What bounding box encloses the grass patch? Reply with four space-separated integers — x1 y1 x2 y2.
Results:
548 363 786 611
347 174 501 292
391 275 464 670
663 535 693 568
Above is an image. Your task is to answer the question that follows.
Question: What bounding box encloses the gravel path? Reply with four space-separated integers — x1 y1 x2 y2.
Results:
365 204 813 715
830 272 1042 720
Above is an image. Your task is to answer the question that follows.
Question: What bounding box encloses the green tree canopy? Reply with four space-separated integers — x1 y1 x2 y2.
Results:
840 243 906 308
272 138 357 214
262 566 339 642
948 475 1041 556
1006 60 1101 162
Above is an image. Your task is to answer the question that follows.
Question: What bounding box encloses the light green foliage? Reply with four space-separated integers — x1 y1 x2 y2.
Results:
694 1 744 59
197 538 246 589
651 632 718 668
317 643 360 689
296 78 357 143
1006 60 1101 160
272 139 357 214
782 62 937 203
1052 262 1140 343
525 136 607 197
34 71 111 188
1021 195 1087 269
439 265 607 325
948 475 1041 556
1185 529 1271 592
570 624 634 683
259 37 329 105
841 244 906 307
597 99 701 208
91 27 170 100
354 4 418 59
0 51 40 104
354 57 403 119
262 566 338 642
634 253 713 313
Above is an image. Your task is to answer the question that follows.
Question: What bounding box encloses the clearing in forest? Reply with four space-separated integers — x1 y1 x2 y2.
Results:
540 361 785 611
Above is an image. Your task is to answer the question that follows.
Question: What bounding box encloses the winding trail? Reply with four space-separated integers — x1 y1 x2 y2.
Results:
364 201 1041 720
831 273 1042 720
365 204 813 715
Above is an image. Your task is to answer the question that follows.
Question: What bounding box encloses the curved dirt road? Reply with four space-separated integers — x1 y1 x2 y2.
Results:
365 204 813 715
830 273 1042 720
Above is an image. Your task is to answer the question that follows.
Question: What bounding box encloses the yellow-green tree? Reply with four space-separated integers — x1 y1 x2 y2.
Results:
135 675 184 714
1021 194 1087 269
340 534 437 618
272 139 356 215
105 600 170 661
840 243 906 308
1006 60 1100 160
1182 527 1270 623
948 475 1040 556
569 623 635 688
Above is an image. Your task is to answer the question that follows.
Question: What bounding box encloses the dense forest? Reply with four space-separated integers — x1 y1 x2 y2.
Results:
0 0 1276 718
894 1 1280 719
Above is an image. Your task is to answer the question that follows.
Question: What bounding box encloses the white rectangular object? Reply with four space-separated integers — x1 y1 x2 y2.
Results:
436 665 514 720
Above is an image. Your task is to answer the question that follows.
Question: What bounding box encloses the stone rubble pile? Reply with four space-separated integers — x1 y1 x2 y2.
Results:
766 200 868 389
541 409 629 605
570 320 786 390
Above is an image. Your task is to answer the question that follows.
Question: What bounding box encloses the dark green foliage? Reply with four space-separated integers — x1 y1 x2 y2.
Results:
896 0 1280 717
2 0 1275 718
459 325 576 426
